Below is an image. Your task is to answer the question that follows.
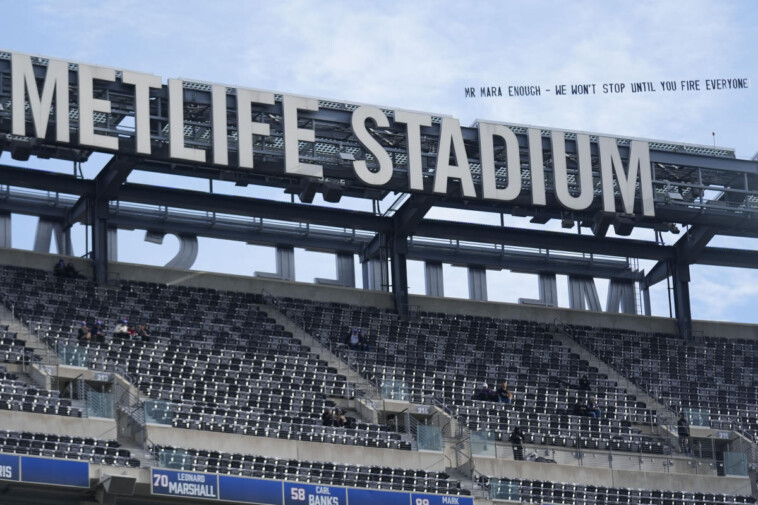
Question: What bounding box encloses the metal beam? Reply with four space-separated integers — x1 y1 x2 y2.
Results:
406 244 642 281
362 194 437 261
118 184 392 233
415 220 675 261
64 156 138 229
645 226 717 287
0 164 92 195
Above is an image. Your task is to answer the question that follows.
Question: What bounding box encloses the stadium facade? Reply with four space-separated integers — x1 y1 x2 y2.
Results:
0 49 755 504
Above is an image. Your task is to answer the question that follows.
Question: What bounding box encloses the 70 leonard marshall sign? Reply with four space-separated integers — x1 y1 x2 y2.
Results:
4 50 654 217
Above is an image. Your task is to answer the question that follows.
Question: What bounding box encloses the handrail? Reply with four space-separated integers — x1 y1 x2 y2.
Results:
553 317 680 431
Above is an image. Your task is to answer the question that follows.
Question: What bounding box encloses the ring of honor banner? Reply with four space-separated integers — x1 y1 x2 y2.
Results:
151 468 473 505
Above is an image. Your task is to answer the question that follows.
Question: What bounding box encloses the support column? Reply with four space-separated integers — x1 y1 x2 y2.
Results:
640 281 652 316
91 200 109 286
568 276 601 311
539 273 558 307
107 228 118 262
0 212 10 248
672 261 693 339
424 262 444 297
468 267 488 301
336 253 356 287
606 280 636 314
390 235 409 316
362 258 388 291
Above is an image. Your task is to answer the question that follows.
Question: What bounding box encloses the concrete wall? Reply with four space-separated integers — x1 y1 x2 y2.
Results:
474 457 752 496
0 409 117 439
146 424 446 471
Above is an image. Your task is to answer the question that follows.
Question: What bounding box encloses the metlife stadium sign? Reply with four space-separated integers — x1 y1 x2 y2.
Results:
5 50 654 217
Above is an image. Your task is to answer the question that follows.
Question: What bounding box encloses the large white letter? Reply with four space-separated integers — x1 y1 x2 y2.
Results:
11 53 69 142
211 84 230 166
282 95 322 177
599 137 654 216
236 88 274 169
527 128 547 206
433 118 475 197
122 70 162 155
351 105 393 186
168 79 206 162
394 110 432 191
553 131 594 211
78 64 118 150
478 122 521 201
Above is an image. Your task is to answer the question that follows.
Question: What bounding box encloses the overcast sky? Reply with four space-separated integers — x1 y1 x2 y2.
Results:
3 0 757 323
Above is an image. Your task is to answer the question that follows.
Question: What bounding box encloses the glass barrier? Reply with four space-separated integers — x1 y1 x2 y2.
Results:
144 399 174 425
683 408 711 427
416 425 443 452
86 390 114 418
381 380 409 401
158 448 191 469
470 430 496 457
723 452 748 476
57 343 89 367
490 479 520 501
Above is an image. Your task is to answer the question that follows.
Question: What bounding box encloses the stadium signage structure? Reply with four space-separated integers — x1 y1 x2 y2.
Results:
8 51 654 217
0 453 89 488
151 468 474 505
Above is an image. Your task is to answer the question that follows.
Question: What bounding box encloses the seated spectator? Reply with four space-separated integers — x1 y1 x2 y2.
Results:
137 324 151 341
347 327 364 351
573 400 588 417
332 407 347 427
474 382 497 402
114 319 129 339
54 258 66 277
509 426 525 461
77 322 91 341
64 261 79 278
321 409 333 427
587 397 602 418
496 381 514 404
92 320 106 342
578 374 591 391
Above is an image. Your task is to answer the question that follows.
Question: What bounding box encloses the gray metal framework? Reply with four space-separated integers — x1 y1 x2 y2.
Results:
1 53 757 338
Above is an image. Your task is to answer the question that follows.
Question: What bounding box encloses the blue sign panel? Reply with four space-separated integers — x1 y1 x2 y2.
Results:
284 482 346 505
152 468 219 500
348 487 409 505
411 493 474 505
0 454 20 482
21 457 89 488
219 475 283 505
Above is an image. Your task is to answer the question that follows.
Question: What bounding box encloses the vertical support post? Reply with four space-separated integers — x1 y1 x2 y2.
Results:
468 267 488 301
424 262 444 297
640 281 652 316
362 258 388 291
539 273 558 307
0 212 10 248
390 235 409 316
335 253 356 287
276 246 296 281
91 199 109 286
671 260 693 339
107 228 118 262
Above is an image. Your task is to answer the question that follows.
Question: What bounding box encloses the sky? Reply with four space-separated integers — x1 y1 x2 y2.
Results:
2 0 758 323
